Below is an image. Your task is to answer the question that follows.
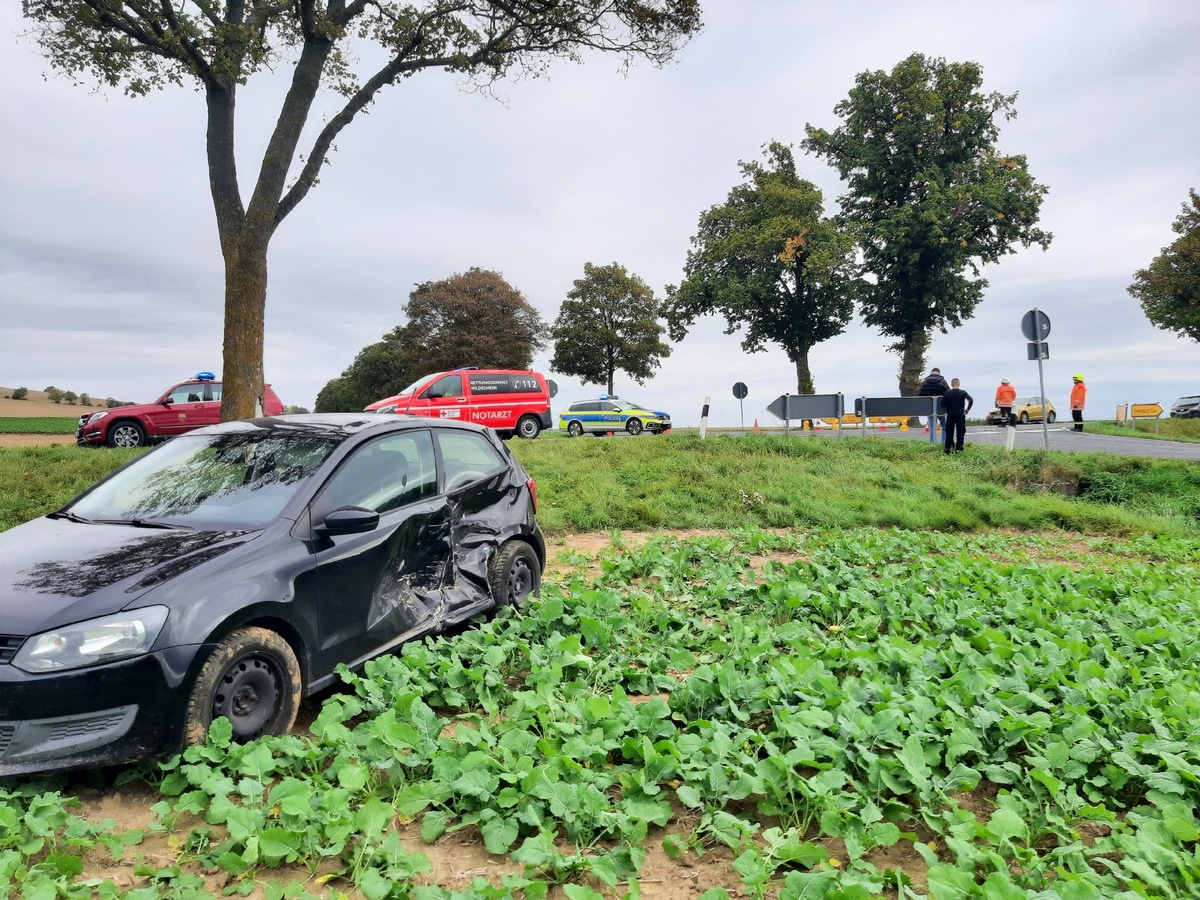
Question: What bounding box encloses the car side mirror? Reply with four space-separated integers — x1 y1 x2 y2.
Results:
318 506 380 536
161 397 174 406
425 389 443 399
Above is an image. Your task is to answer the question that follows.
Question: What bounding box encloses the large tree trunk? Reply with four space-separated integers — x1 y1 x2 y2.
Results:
897 330 931 396
221 233 269 420
793 350 814 395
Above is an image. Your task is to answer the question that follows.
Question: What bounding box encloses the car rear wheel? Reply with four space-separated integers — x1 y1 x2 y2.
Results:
489 541 540 610
567 420 584 437
516 415 541 439
626 417 643 436
107 421 146 448
1047 411 1056 423
184 627 301 746
1019 411 1030 424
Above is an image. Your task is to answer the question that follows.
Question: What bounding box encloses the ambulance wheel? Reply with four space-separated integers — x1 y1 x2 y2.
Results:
626 418 643 436
516 415 541 439
567 420 584 437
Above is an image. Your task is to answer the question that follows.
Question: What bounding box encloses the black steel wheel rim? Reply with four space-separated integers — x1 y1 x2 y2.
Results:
213 653 283 740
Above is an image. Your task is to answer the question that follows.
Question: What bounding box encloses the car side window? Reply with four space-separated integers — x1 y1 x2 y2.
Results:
438 430 505 492
424 374 462 399
318 431 437 515
166 385 203 403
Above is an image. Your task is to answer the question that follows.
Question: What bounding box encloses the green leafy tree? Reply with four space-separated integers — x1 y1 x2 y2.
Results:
79 393 91 406
551 262 671 396
803 53 1052 395
62 391 78 405
12 387 28 400
665 142 858 394
46 387 63 404
1128 189 1200 343
316 268 546 411
22 2 701 421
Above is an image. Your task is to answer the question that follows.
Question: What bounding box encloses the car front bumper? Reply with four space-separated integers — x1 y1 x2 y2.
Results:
0 645 199 776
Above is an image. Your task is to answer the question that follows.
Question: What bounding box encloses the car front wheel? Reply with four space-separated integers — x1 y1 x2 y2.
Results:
1019 411 1030 424
107 421 146 448
566 420 584 437
1047 411 1056 423
626 417 643 436
184 627 301 746
489 541 540 610
516 415 541 439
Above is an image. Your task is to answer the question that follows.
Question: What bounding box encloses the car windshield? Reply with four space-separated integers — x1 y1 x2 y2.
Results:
1177 396 1200 404
67 431 339 530
396 373 440 398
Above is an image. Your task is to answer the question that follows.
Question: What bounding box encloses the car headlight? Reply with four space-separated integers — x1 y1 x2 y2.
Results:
86 411 110 426
13 606 169 673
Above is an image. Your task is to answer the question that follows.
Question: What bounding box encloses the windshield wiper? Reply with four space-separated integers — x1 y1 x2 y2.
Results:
93 517 193 530
48 510 95 524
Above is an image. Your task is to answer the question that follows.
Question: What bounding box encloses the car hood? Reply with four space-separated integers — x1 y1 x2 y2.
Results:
0 517 255 634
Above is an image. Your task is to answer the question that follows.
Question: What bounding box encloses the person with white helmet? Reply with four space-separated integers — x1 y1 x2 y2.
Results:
994 378 1017 426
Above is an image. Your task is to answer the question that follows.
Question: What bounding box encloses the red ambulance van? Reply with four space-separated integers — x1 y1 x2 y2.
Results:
365 368 552 439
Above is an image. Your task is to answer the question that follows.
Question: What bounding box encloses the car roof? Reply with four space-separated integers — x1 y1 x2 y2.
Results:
184 412 494 440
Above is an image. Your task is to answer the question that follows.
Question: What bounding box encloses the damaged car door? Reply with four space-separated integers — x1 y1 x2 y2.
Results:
303 429 451 676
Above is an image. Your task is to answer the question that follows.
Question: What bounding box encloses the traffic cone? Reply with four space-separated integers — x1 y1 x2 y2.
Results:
922 425 930 433
878 418 889 431
753 418 760 433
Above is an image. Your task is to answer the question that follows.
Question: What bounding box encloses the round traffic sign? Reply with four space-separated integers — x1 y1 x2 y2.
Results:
732 381 749 400
1021 309 1051 342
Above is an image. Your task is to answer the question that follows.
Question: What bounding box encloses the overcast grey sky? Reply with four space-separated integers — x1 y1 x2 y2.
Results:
1 1 1197 427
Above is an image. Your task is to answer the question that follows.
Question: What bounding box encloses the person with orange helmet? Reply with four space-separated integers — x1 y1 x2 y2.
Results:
994 378 1017 426
1070 374 1087 432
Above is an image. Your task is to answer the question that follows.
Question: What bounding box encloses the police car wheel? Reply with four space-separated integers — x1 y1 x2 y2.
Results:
567 420 584 437
626 418 643 436
516 415 541 439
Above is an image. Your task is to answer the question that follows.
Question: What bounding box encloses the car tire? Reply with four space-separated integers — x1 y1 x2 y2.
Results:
626 417 643 436
516 415 541 439
107 421 147 448
1019 412 1030 424
489 541 540 610
183 626 301 746
567 420 584 438
1047 412 1056 424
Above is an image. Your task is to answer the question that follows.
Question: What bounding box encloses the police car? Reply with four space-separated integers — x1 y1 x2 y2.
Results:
558 395 671 437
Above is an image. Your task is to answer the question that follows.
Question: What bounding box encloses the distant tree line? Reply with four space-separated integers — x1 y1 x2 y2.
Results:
4 387 131 407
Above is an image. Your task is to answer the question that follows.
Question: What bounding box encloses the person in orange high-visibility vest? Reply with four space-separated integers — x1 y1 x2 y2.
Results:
994 378 1017 426
1070 374 1087 432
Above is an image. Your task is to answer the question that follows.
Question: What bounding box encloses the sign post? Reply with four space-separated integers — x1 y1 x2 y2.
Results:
732 382 749 429
1021 308 1052 451
1130 402 1164 434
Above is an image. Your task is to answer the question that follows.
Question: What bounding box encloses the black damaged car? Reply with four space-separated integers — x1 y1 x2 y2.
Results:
0 414 544 776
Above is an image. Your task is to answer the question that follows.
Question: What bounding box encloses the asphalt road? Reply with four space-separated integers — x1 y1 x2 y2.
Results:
812 422 1200 460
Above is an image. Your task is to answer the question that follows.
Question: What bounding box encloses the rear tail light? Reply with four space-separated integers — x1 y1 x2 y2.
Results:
527 476 538 512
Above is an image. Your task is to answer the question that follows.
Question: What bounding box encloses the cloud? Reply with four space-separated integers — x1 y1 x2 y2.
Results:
1 1 1197 425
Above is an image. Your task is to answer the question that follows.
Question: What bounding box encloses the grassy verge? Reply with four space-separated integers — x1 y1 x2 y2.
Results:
1084 418 1200 443
3 434 1198 537
0 417 78 434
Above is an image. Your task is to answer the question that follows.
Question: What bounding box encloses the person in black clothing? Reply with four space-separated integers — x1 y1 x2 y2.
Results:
918 367 949 432
942 378 973 453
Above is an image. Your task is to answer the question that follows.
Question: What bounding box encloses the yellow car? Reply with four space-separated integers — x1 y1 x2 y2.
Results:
985 396 1057 425
559 396 671 436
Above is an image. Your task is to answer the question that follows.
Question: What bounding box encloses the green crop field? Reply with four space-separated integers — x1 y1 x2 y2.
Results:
1 437 1197 899
0 417 78 435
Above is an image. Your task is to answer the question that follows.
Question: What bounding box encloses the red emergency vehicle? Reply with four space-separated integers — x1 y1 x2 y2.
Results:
366 368 552 439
